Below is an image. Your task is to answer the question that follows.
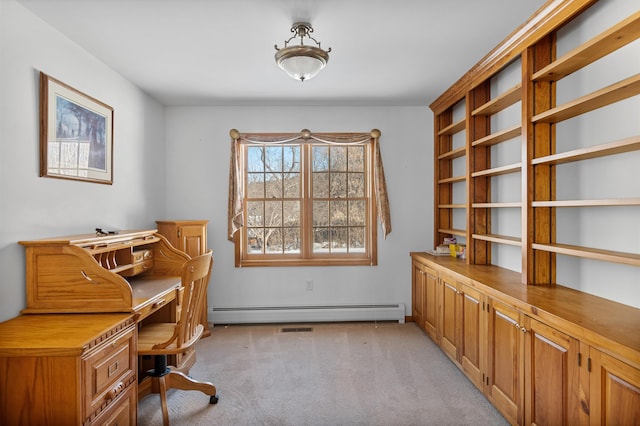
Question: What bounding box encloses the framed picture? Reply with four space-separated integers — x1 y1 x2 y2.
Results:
39 72 113 184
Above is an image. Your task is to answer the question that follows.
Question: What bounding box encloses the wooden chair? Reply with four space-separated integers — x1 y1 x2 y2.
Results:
137 251 218 425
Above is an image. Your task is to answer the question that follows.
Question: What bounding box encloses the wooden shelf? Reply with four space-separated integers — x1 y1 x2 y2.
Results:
532 243 640 267
532 73 640 124
472 84 522 116
439 204 466 209
533 199 640 207
438 175 466 184
437 118 466 136
472 125 522 147
438 228 467 238
532 136 640 165
438 146 466 160
472 202 522 208
111 264 135 275
472 162 521 178
472 234 522 246
533 11 640 82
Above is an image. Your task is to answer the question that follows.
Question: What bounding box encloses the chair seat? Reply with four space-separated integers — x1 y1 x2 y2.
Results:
138 322 204 356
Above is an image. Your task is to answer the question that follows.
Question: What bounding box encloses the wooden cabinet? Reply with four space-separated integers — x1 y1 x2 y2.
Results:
0 314 137 425
411 258 438 341
156 220 210 337
410 253 640 426
156 220 208 258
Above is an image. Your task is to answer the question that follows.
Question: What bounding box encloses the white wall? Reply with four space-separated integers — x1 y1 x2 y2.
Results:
0 0 167 321
164 106 433 317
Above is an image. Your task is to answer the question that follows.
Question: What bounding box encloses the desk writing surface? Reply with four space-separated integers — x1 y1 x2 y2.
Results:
0 313 134 357
129 275 181 312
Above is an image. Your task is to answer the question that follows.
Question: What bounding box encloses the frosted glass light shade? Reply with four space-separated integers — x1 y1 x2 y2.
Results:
275 45 329 82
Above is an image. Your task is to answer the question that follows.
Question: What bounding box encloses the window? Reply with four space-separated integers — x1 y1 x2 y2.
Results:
228 130 391 267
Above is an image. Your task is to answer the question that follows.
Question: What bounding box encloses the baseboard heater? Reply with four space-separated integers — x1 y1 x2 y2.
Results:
210 304 405 324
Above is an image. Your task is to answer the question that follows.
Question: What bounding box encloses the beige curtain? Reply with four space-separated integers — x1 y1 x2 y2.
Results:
227 129 392 241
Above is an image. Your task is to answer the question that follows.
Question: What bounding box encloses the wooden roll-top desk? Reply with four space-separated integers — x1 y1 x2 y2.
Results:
0 229 196 425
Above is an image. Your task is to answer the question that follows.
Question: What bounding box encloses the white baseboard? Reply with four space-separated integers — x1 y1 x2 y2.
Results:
209 303 406 324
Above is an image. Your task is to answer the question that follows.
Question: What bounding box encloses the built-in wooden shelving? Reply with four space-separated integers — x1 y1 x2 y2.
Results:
532 11 640 82
472 163 521 178
472 233 522 246
472 202 522 208
532 243 640 267
472 84 522 116
472 125 522 147
532 136 640 165
532 74 640 124
532 199 640 207
437 146 466 160
431 2 639 285
437 118 466 136
438 175 466 184
438 228 466 238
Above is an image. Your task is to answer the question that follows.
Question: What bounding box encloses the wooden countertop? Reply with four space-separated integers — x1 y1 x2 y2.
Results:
0 313 134 357
411 252 640 368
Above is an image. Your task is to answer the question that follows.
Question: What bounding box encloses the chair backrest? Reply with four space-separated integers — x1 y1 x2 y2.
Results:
176 251 213 350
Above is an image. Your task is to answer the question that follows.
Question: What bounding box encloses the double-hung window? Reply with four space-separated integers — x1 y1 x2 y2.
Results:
228 130 391 267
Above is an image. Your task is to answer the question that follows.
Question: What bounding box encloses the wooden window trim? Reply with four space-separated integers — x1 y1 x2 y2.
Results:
233 135 379 267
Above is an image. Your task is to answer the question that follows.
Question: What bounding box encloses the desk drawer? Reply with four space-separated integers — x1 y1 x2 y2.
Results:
83 325 136 420
132 249 153 263
86 384 136 426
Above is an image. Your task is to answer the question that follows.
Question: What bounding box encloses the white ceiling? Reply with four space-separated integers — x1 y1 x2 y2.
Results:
17 0 547 106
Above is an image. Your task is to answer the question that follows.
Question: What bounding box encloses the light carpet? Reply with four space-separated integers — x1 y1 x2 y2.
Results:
137 322 508 426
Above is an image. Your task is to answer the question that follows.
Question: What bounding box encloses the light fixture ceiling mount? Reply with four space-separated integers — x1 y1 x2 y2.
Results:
274 22 331 82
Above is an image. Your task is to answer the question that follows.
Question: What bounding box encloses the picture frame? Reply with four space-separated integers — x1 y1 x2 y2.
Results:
39 72 114 184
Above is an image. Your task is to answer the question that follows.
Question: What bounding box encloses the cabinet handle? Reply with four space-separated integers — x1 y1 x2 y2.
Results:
152 299 166 309
521 326 527 333
81 270 99 284
106 381 125 401
514 322 520 329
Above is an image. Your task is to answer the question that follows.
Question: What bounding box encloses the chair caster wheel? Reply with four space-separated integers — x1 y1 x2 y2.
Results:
210 395 219 404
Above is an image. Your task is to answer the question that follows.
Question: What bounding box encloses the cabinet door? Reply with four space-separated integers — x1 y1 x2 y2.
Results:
179 224 207 257
589 349 640 426
523 316 583 426
440 274 460 362
411 261 438 341
459 284 483 390
422 265 439 342
411 260 425 330
486 298 522 426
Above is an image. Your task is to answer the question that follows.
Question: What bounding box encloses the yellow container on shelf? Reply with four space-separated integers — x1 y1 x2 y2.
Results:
449 244 457 257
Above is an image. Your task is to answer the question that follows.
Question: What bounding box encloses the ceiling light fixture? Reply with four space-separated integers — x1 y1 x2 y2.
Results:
274 22 331 82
